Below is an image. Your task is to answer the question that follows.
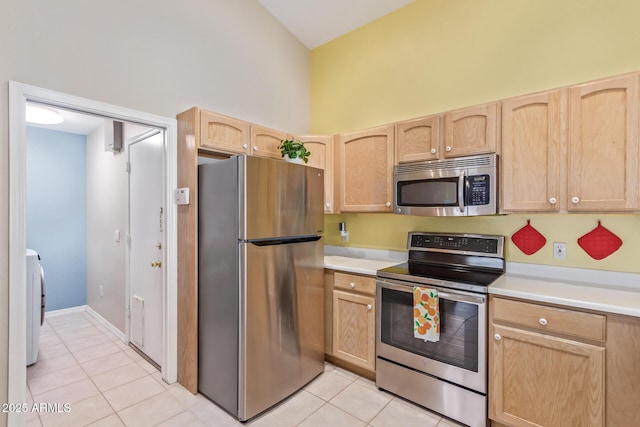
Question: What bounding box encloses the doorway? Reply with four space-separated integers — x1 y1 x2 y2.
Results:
8 81 178 426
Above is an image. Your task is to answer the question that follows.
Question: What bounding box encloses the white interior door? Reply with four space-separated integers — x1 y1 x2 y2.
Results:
129 130 164 366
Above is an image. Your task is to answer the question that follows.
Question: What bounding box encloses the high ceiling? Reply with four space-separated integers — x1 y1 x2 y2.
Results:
258 0 414 49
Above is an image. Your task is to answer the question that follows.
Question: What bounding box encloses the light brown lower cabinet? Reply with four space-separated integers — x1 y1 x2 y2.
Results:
489 323 604 427
325 270 376 374
490 296 640 427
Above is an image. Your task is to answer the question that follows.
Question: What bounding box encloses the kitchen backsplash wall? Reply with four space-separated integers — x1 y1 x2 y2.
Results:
324 214 640 274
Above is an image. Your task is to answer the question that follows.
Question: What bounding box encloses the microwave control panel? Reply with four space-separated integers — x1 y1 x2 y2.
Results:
465 174 490 206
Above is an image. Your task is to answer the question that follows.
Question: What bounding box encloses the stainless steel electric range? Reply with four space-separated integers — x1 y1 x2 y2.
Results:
376 232 505 427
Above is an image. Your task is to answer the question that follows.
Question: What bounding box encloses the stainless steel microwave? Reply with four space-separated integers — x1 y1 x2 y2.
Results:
393 153 497 216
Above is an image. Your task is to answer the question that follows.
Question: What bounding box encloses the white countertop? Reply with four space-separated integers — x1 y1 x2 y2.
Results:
323 245 406 276
322 247 640 317
324 255 400 276
490 263 640 317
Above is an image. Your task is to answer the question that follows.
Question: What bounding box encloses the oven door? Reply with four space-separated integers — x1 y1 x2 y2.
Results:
376 277 487 393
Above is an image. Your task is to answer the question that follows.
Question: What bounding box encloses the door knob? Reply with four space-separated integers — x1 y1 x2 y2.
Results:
151 261 162 268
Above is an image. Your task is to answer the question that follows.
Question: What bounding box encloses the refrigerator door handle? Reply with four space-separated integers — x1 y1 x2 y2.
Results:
247 235 322 246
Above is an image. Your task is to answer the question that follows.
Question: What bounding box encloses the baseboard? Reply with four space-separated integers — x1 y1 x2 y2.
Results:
45 305 88 317
46 304 127 343
85 305 127 343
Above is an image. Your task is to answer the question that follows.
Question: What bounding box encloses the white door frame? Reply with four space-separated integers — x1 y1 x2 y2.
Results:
8 81 178 426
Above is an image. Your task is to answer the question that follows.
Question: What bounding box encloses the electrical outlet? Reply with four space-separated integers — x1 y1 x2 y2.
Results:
553 242 567 260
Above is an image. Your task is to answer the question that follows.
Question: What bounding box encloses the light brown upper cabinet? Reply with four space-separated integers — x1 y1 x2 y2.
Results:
444 103 497 158
337 125 394 212
568 73 639 212
296 135 335 213
199 109 251 155
250 125 289 160
395 115 442 163
501 90 562 212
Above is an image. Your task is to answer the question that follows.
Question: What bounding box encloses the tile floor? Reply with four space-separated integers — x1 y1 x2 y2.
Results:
26 310 465 427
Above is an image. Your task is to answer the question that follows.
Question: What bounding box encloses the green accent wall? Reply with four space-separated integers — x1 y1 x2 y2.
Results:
311 0 640 273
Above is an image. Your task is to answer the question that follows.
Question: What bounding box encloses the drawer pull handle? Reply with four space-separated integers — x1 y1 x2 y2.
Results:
349 282 355 288
539 318 548 326
494 334 501 341
367 304 372 311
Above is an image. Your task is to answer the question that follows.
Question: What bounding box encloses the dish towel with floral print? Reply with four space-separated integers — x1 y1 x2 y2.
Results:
413 287 440 342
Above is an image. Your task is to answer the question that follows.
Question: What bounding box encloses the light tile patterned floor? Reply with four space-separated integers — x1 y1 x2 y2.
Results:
26 310 465 427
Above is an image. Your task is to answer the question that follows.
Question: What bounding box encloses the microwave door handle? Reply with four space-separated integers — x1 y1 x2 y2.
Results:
458 172 465 213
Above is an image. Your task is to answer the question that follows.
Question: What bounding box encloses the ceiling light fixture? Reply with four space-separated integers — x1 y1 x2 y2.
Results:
26 104 64 125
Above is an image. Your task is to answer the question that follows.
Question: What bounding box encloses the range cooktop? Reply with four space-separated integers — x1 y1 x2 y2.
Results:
377 232 505 293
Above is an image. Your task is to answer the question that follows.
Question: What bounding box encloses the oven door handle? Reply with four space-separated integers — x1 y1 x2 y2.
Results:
437 291 485 305
377 280 485 305
458 171 466 214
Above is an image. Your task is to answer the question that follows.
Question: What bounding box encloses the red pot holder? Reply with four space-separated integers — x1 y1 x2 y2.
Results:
511 219 546 255
577 220 622 260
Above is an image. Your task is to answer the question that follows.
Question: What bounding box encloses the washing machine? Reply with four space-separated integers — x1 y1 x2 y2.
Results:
26 249 45 366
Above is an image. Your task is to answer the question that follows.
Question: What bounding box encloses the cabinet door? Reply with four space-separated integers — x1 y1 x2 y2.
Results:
337 125 394 212
490 323 605 427
199 110 250 154
501 91 562 212
444 103 497 158
606 314 640 427
250 125 289 160
568 73 639 211
395 115 442 163
296 135 334 213
332 290 375 371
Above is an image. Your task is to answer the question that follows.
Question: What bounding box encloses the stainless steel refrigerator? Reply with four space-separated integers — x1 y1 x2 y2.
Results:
198 155 325 421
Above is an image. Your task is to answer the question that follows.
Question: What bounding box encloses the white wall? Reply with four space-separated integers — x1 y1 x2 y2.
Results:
0 1 310 422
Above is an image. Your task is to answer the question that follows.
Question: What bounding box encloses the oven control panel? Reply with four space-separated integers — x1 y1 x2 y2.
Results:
409 232 503 256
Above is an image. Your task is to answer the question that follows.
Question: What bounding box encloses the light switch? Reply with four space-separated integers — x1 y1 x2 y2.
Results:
175 188 190 205
115 229 121 243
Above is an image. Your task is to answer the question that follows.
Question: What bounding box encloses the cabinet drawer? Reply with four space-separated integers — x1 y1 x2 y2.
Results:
334 272 376 296
492 297 606 342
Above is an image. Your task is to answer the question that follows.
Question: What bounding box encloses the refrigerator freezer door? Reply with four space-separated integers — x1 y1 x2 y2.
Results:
240 156 324 240
238 237 324 421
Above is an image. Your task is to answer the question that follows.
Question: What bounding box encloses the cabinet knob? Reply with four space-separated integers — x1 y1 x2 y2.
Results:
325 202 330 208
571 196 580 204
243 143 248 149
539 318 548 326
386 202 391 207
430 148 436 154
494 334 501 341
397 208 402 213
549 197 557 204
445 146 452 152
367 304 372 311
253 146 258 151
349 282 355 289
